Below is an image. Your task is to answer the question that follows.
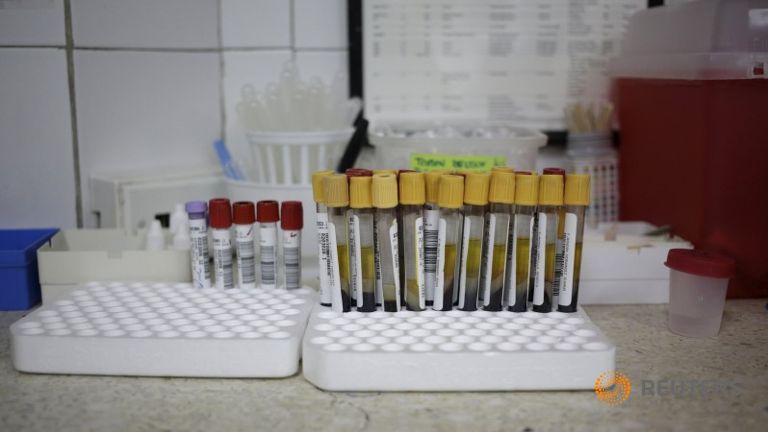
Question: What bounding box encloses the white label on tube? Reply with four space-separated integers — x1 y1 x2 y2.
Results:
188 217 210 288
558 213 578 307
481 214 496 307
283 230 301 290
433 218 447 310
316 212 332 304
373 220 383 306
389 220 401 308
423 209 440 302
235 223 256 289
458 216 471 309
328 221 343 312
505 216 517 308
259 223 277 289
532 213 546 306
349 215 363 307
415 216 425 310
212 228 233 289
553 215 565 301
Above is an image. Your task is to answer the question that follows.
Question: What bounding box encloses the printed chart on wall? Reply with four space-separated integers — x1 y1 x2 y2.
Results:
363 0 646 130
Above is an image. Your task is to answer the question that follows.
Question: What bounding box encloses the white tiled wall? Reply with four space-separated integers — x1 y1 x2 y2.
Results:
0 0 349 229
0 48 76 228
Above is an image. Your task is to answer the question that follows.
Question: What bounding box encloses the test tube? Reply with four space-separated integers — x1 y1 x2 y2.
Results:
507 173 538 312
458 172 490 311
348 176 376 311
433 174 464 311
232 201 256 289
312 170 334 306
558 174 590 312
399 172 427 311
372 173 400 311
185 201 211 288
323 174 352 312
281 201 303 290
543 167 567 305
256 200 280 289
209 198 234 289
424 170 449 306
344 169 372 304
531 174 564 313
482 170 515 311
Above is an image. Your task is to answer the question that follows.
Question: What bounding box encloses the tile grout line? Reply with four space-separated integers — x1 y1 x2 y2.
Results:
216 0 226 143
63 0 83 228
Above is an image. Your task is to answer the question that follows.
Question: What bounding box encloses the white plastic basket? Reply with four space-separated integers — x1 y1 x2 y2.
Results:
567 133 619 227
245 129 353 185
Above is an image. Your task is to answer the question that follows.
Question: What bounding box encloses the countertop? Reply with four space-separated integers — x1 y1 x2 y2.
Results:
1 300 766 432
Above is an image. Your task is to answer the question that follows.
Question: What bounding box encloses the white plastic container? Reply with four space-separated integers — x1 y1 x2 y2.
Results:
665 249 735 338
567 133 619 226
245 129 352 185
368 123 546 171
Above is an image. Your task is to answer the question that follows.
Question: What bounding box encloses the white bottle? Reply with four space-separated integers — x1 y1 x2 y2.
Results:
170 203 187 235
145 220 165 251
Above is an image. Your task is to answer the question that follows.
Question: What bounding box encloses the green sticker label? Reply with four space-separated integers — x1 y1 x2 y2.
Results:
410 154 507 172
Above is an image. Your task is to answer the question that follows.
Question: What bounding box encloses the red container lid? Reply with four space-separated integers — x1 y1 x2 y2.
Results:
232 201 255 225
256 200 279 223
345 168 373 177
281 201 303 230
208 198 232 229
665 249 735 279
542 167 565 176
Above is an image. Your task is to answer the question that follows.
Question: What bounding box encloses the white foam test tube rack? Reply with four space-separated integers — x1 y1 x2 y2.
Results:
303 308 615 392
11 282 315 377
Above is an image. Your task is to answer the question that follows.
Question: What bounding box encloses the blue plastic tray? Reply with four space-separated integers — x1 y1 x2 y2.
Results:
0 228 59 310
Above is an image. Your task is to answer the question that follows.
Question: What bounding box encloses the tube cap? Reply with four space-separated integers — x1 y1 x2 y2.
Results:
281 201 303 230
665 249 735 279
232 201 255 225
399 172 425 205
543 167 566 177
256 200 279 223
185 201 207 214
564 174 591 206
438 174 464 209
425 169 450 203
312 170 334 203
489 171 515 204
515 173 539 206
538 174 564 206
208 198 232 229
350 175 373 208
323 174 349 207
463 172 491 205
372 173 398 208
345 168 373 177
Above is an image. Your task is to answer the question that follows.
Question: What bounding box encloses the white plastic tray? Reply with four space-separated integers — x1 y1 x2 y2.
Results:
303 308 615 391
11 282 315 378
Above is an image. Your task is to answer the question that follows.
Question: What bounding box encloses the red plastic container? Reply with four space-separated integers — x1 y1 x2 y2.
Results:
613 0 768 297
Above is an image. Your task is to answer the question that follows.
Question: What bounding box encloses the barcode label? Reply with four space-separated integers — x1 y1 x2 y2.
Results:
188 217 210 288
389 220 401 308
558 213 578 307
458 216 471 309
327 221 344 312
481 214 496 307
235 224 255 288
259 223 277 288
212 229 233 289
415 217 425 309
532 213 546 306
349 215 362 306
433 218 447 310
423 209 439 302
283 230 301 290
504 215 517 307
373 219 383 305
316 213 332 304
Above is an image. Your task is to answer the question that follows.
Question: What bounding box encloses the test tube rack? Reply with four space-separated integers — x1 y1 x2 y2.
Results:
11 282 315 377
303 308 615 391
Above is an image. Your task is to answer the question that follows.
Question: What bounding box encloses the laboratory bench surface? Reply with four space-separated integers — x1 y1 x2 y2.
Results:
1 300 767 432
